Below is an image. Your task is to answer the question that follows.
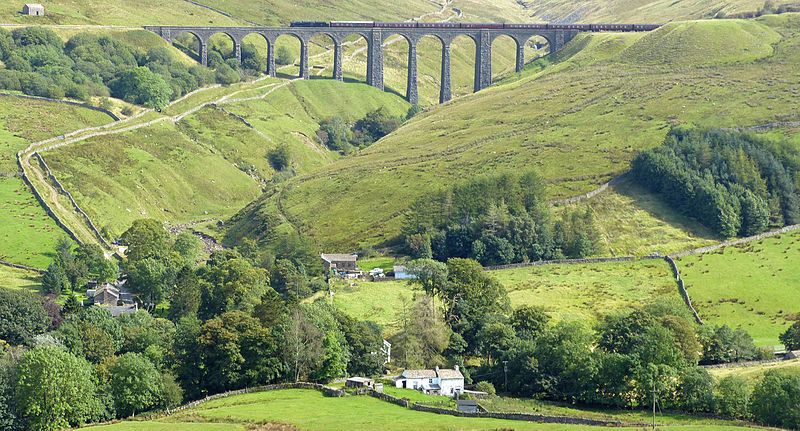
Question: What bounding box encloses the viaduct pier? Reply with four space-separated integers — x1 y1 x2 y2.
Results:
145 23 659 104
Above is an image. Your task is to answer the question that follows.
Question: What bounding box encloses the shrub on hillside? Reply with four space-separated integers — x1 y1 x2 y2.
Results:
267 145 291 171
779 321 800 351
276 45 294 65
475 381 496 396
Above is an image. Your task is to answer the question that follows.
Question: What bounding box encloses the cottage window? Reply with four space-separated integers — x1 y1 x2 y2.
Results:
428 378 433 383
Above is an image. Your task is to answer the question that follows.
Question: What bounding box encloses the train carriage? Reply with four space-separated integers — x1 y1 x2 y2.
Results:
290 21 329 27
504 23 550 30
375 22 417 28
460 22 503 29
416 22 460 28
331 21 374 28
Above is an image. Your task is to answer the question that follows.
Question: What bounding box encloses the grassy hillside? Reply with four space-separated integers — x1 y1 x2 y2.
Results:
559 176 717 257
709 359 800 382
678 230 800 348
0 265 41 292
45 79 409 239
0 96 113 267
518 0 796 23
242 16 800 251
494 259 676 321
319 259 676 335
89 388 763 431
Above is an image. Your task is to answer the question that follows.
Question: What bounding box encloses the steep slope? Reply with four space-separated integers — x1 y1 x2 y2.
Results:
44 80 409 239
232 15 799 251
517 0 796 23
0 96 113 267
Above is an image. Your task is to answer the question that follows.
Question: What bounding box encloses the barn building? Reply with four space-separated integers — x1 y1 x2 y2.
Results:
22 3 44 15
395 365 464 397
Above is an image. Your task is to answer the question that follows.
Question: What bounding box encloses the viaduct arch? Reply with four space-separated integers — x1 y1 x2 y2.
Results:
145 24 657 104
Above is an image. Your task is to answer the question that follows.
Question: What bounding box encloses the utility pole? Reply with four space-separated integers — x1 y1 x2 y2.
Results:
652 377 657 431
503 360 508 393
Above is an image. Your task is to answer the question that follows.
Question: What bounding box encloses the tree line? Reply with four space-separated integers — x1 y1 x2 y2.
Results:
0 27 269 110
402 170 602 266
631 128 800 238
0 219 386 430
397 258 797 428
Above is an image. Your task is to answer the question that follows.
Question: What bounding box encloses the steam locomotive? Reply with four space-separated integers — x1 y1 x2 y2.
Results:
289 21 660 32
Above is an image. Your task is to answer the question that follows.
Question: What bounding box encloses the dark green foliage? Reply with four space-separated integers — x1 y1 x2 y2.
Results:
104 353 163 417
511 305 550 340
715 376 751 419
678 367 716 413
14 346 102 431
0 290 50 346
198 250 270 318
109 66 173 109
403 170 601 265
317 116 354 154
632 128 800 237
41 263 68 296
317 109 404 154
168 267 202 322
267 144 291 171
750 371 800 429
779 321 800 350
698 324 762 364
275 46 293 65
0 28 256 106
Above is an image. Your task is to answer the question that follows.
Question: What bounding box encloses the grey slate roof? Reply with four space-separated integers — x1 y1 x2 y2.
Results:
321 253 357 263
401 369 437 379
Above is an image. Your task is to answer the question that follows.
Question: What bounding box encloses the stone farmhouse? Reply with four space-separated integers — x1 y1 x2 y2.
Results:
321 253 359 277
395 365 464 397
86 280 138 317
22 3 44 15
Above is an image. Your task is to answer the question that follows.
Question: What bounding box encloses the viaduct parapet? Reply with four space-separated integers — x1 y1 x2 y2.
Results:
144 24 658 104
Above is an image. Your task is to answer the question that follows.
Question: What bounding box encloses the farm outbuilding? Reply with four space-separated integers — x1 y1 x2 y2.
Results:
22 3 44 15
321 253 358 274
345 377 374 389
785 350 800 360
456 399 479 413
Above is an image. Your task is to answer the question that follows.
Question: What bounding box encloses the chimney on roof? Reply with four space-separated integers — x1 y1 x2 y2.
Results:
435 365 439 372
454 365 459 372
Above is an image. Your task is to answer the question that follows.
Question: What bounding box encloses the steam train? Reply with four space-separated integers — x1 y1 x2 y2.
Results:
289 21 660 32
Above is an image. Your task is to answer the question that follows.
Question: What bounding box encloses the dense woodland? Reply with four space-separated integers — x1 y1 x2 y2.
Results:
632 128 800 238
2 217 800 429
0 27 266 109
402 170 602 265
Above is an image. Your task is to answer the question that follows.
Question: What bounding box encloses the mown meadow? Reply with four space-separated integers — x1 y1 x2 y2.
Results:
85 388 767 431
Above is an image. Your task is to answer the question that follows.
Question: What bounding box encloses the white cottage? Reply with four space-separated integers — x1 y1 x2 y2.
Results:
395 365 464 397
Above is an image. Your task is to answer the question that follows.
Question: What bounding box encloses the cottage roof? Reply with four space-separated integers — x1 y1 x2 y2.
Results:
94 283 120 298
25 3 44 8
400 369 437 379
437 369 464 379
321 253 357 263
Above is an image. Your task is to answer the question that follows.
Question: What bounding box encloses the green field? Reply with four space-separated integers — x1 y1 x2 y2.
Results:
88 389 764 431
0 264 41 292
709 359 800 383
493 259 677 321
250 16 800 251
0 96 113 266
323 259 677 332
325 279 415 333
560 176 717 257
45 79 409 239
678 230 800 347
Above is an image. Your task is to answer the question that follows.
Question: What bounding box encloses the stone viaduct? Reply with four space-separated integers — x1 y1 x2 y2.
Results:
145 24 651 104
